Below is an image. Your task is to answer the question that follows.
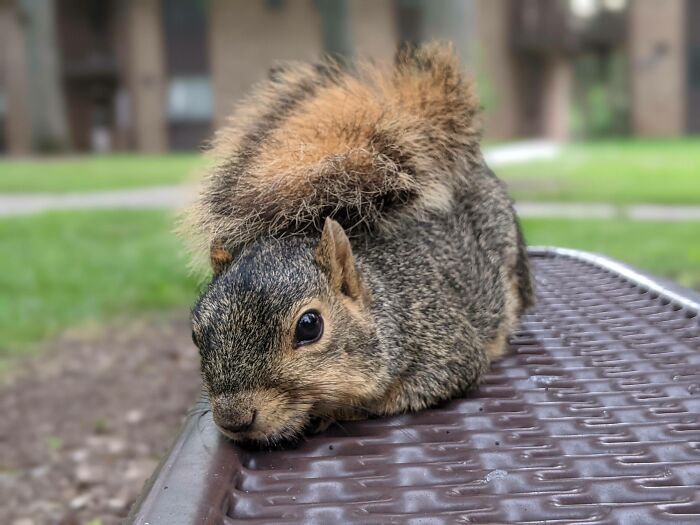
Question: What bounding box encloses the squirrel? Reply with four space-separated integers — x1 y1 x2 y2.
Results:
186 43 534 446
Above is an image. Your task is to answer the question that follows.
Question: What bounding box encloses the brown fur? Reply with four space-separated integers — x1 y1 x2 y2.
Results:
209 240 234 276
184 43 481 262
315 219 366 302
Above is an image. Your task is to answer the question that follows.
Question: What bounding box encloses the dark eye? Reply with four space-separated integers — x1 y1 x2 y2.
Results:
294 310 324 347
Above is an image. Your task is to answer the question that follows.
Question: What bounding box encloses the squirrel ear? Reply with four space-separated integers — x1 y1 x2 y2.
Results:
210 240 234 276
315 218 364 300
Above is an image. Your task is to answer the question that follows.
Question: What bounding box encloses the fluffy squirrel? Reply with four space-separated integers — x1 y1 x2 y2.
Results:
187 44 534 446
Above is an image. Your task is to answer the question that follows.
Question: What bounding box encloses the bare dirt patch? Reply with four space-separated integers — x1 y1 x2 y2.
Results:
0 314 200 525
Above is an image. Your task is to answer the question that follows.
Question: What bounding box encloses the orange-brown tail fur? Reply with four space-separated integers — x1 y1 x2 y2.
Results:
184 43 482 258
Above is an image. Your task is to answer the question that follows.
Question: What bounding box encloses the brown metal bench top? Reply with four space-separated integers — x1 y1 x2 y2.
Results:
129 248 700 525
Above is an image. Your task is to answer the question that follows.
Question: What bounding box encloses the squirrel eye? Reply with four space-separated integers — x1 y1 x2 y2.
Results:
294 310 323 347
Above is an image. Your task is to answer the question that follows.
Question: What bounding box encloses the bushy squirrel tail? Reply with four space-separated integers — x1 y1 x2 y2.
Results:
184 43 482 260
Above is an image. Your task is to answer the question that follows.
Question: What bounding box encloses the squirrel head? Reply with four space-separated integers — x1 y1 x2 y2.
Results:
191 219 383 446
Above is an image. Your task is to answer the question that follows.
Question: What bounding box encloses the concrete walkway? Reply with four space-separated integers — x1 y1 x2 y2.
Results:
2 186 700 221
0 185 196 217
483 140 561 166
514 202 700 222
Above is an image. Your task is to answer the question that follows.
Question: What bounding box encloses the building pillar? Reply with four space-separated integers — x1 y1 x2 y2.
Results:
20 0 70 151
629 0 687 137
542 56 573 141
0 0 32 154
126 0 167 153
477 0 521 141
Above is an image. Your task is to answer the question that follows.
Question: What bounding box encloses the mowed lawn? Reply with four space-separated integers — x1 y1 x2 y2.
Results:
0 154 203 193
1 209 699 366
0 210 202 364
499 138 700 204
522 218 700 290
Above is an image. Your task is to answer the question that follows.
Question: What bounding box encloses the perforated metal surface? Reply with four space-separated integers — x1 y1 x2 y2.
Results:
129 250 700 525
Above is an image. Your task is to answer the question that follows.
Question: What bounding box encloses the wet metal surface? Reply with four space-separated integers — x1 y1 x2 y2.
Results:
129 249 700 524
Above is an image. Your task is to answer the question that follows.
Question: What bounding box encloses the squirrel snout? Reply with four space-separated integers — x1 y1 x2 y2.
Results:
212 403 257 434
209 389 308 441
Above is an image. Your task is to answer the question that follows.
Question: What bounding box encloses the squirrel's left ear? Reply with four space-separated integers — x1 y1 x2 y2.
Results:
315 218 364 301
210 240 234 276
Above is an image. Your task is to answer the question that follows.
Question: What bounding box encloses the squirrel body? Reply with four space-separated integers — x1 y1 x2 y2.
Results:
188 44 534 445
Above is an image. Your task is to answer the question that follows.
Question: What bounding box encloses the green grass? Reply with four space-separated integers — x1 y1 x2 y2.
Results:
0 210 202 360
3 209 698 363
0 154 203 193
522 218 700 290
499 139 700 204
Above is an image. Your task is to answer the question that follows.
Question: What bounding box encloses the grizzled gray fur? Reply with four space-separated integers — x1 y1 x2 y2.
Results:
187 44 533 446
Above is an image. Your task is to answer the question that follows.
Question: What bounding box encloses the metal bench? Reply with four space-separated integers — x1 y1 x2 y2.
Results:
129 248 700 524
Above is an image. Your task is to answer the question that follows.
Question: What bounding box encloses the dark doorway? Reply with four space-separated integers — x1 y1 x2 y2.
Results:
57 0 121 152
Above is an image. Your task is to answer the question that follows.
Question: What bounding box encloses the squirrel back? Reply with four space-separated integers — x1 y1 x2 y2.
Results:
185 43 482 260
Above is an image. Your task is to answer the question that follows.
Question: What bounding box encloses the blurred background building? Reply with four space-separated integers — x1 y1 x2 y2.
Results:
1 0 699 155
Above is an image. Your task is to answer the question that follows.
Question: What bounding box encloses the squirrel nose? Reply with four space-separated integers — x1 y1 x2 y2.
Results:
218 408 257 434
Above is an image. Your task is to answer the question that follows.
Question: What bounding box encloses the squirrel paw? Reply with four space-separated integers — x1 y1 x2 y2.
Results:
306 417 334 435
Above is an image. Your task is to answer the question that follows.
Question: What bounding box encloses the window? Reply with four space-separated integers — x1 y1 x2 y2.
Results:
166 75 213 122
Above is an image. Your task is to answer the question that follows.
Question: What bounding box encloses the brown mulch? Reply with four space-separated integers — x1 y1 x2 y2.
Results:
0 314 201 525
